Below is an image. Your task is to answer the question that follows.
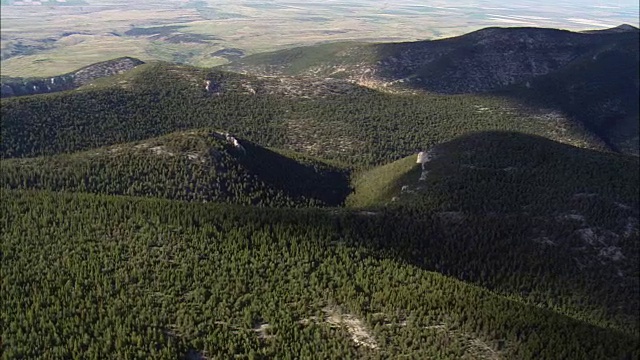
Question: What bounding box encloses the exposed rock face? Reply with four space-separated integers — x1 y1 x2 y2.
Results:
0 57 144 98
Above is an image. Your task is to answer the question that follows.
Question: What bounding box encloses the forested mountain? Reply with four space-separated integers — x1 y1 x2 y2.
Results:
0 57 144 98
227 26 638 95
227 25 639 154
500 34 640 154
0 129 350 207
349 131 639 213
1 25 639 360
2 190 638 359
0 62 603 166
347 132 639 335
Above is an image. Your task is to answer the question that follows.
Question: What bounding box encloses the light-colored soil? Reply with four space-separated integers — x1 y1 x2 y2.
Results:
323 307 378 349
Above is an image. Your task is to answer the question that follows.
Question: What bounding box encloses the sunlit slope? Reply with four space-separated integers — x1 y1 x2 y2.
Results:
0 129 350 207
351 131 638 213
346 155 419 209
2 189 637 359
0 63 603 166
228 27 639 154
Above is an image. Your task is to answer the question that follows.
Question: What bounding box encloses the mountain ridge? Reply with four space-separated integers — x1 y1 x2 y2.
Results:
0 129 351 207
1 24 639 359
226 25 639 154
227 25 637 93
1 62 602 166
0 57 144 98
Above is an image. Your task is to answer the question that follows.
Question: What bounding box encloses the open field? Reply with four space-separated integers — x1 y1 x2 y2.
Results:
2 0 639 77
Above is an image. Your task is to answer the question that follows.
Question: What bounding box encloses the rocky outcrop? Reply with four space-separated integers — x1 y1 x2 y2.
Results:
0 57 144 98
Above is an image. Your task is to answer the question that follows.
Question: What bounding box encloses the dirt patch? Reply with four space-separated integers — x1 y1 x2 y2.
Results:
357 211 378 216
149 146 175 157
423 323 502 360
323 307 378 349
599 246 625 262
556 213 586 224
187 153 205 163
572 192 598 199
253 323 274 340
531 237 557 246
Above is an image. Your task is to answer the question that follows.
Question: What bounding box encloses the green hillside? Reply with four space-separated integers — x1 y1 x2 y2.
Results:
1 27 639 359
2 189 638 359
0 62 603 167
228 28 639 155
349 131 639 213
0 129 350 207
500 33 640 155
347 132 639 334
347 155 419 209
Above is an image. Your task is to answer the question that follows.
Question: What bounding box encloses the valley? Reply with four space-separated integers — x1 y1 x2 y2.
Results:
1 0 638 76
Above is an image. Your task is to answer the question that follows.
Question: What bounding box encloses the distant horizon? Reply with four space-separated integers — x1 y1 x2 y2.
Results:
1 0 638 77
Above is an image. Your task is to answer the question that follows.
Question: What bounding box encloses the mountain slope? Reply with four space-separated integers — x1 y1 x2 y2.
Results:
0 129 350 207
228 26 638 94
2 189 638 359
0 57 144 98
0 62 604 166
499 33 640 154
347 132 639 334
227 26 639 154
349 131 638 212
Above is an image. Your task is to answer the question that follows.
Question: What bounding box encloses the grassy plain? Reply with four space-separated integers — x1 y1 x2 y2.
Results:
1 0 638 77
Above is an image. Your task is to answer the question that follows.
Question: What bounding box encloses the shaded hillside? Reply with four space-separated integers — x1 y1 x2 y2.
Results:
2 24 639 360
349 132 638 213
0 57 144 98
499 34 640 154
2 189 638 359
0 62 603 166
227 26 639 154
227 26 638 94
348 132 639 334
582 24 640 34
0 129 350 207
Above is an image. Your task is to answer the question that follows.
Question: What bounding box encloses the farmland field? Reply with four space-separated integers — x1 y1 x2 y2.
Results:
2 0 639 76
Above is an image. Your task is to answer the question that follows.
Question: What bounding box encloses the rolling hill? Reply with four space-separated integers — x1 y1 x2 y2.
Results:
227 25 639 154
0 57 144 98
0 61 604 166
0 129 350 207
2 189 638 359
347 132 639 335
348 131 639 213
1 24 639 360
